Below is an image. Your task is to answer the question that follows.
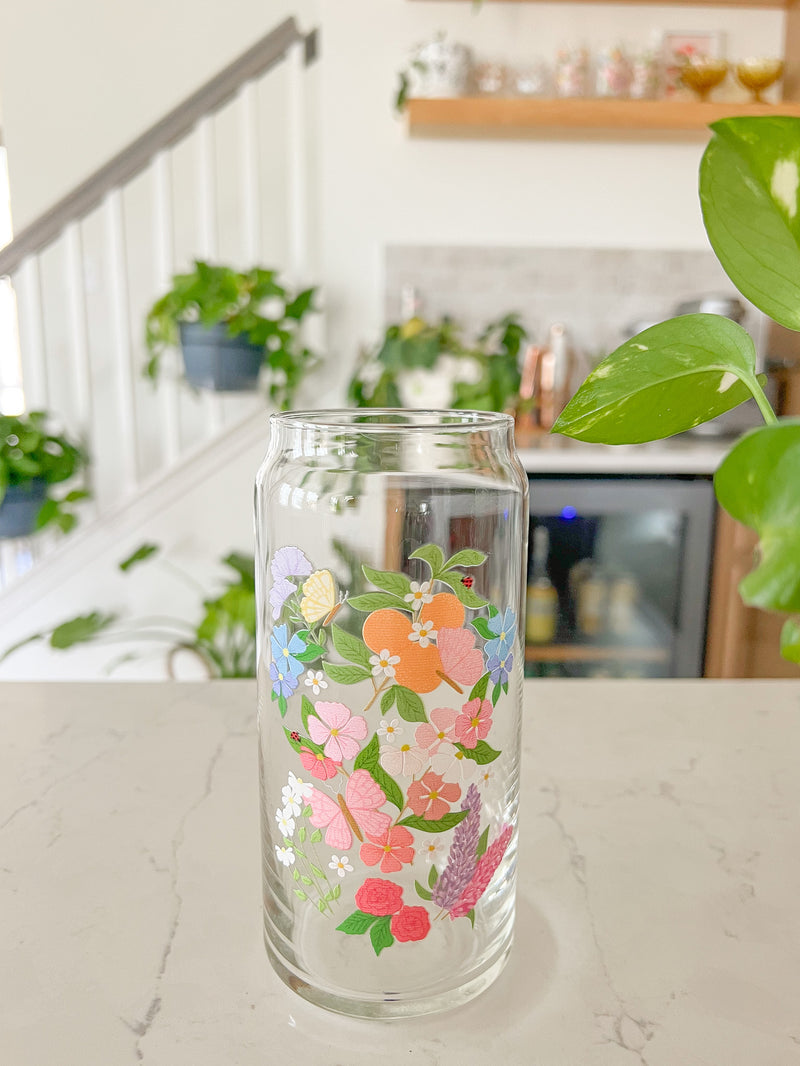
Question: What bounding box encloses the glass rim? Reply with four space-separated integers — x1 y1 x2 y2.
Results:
270 408 515 432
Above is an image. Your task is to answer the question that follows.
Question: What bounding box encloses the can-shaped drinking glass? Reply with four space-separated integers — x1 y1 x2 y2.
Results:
255 410 529 1017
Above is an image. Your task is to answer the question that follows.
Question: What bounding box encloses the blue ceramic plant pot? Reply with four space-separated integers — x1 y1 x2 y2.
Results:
179 322 264 392
0 479 47 539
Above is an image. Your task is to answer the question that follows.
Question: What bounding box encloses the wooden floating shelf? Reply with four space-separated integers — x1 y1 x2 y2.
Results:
525 644 670 663
409 0 786 6
406 98 800 140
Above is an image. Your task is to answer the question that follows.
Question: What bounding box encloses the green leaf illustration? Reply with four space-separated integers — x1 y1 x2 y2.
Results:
443 549 487 569
700 116 800 331
292 868 300 882
293 889 308 901
415 880 433 901
278 694 288 718
476 827 489 859
302 804 312 818
331 884 341 900
348 592 410 613
714 420 800 614
310 829 322 843
492 681 502 706
469 672 490 702
466 908 476 928
381 686 397 714
553 314 762 444
409 544 445 576
300 875 313 886
471 617 494 640
294 643 326 662
322 661 371 685
298 826 306 843
310 864 325 879
283 727 324 757
369 915 395 956
455 741 501 765
397 811 469 833
395 685 427 723
428 864 439 888
301 695 316 733
362 564 412 599
354 733 404 809
336 910 379 935
436 572 489 609
318 900 327 913
331 623 372 668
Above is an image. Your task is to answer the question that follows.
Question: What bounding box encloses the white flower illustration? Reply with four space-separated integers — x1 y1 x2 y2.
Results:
280 788 302 817
304 669 328 695
377 717 403 744
328 854 354 878
286 770 313 802
404 580 434 611
369 648 400 679
409 619 437 649
380 742 427 778
275 807 295 837
430 742 478 782
422 840 442 865
275 845 295 867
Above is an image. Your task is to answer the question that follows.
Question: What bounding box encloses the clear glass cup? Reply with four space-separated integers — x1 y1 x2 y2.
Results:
255 409 529 1018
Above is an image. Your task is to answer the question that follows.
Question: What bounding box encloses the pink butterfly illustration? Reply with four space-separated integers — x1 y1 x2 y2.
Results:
437 627 484 687
308 770 391 851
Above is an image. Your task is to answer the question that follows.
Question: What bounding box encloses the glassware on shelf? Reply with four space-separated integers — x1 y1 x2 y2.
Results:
526 526 558 644
512 60 550 98
607 574 639 637
595 45 633 98
255 409 528 1018
629 50 663 100
679 57 729 101
555 46 590 98
734 57 784 102
473 60 508 96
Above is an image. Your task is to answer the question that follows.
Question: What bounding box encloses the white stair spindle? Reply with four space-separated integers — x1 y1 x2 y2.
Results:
64 222 93 436
238 80 261 264
195 115 223 433
104 189 139 492
286 39 309 286
15 256 49 411
152 151 181 465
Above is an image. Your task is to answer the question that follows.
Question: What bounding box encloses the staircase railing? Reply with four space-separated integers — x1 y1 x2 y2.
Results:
0 17 318 514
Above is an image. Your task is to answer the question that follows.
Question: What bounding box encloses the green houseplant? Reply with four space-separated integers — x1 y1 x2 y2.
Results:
553 115 800 663
0 411 89 538
348 312 527 412
145 260 319 406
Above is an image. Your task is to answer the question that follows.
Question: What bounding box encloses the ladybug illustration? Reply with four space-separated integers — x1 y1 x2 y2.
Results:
461 575 474 589
289 730 301 743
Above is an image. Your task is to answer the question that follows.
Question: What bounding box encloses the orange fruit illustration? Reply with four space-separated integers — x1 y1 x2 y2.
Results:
362 593 465 693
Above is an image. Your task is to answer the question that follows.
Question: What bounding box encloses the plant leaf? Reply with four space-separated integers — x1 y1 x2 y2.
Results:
336 910 378 935
781 618 800 663
369 915 395 956
700 116 800 331
469 672 490 702
443 549 487 569
455 741 501 765
330 623 372 668
428 864 439 888
476 826 490 859
415 880 433 901
347 592 410 613
354 733 404 809
471 617 494 640
293 643 325 662
395 685 427 723
436 571 489 609
362 564 412 599
397 811 469 833
714 420 800 612
409 544 445 575
301 694 316 733
381 686 397 714
49 612 117 649
553 315 760 444
322 661 371 685
118 543 159 572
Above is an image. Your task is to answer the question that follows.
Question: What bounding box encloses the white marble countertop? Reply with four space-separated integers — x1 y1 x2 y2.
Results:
3 679 799 1065
517 435 729 475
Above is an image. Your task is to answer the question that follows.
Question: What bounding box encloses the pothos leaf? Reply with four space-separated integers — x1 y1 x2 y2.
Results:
714 420 800 612
780 618 800 663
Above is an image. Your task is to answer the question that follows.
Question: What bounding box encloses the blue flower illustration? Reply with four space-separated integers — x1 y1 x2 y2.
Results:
270 623 307 679
270 660 299 699
487 651 514 687
485 608 516 661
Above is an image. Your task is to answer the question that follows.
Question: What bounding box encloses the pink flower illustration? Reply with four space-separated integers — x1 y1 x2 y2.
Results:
307 701 368 762
391 905 431 942
407 771 461 821
455 697 493 750
360 825 415 873
415 706 459 755
355 878 404 916
299 745 340 781
380 742 427 778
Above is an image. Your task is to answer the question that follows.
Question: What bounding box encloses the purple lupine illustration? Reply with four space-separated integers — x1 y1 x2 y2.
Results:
431 783 482 909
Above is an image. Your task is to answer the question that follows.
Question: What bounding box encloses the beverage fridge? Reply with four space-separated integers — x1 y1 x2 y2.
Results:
525 476 716 678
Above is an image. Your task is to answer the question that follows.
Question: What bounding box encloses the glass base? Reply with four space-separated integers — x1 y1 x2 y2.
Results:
263 907 515 1019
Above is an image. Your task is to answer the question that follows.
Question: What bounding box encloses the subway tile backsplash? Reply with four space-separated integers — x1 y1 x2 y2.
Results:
385 246 762 361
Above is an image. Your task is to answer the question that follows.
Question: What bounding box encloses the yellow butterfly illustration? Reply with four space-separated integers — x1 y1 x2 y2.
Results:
300 569 344 626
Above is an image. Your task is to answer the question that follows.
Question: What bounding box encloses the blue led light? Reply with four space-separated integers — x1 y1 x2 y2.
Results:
561 506 578 520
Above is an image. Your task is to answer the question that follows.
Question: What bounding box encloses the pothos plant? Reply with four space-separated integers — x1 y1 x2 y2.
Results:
0 411 89 533
348 313 527 413
553 115 800 663
144 260 319 409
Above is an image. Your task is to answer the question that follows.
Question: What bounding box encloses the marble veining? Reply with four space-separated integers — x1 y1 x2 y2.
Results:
1 680 799 1065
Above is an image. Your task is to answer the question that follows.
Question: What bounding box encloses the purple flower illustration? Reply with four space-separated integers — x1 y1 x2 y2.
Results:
431 783 482 910
270 660 299 698
269 545 313 619
487 651 513 687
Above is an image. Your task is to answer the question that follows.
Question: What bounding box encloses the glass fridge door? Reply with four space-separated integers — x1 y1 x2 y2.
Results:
525 477 715 678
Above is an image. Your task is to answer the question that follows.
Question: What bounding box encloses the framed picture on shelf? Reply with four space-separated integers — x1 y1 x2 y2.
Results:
661 31 725 97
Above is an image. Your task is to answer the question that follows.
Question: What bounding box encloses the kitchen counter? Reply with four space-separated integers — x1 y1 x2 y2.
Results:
517 433 730 475
2 680 799 1065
